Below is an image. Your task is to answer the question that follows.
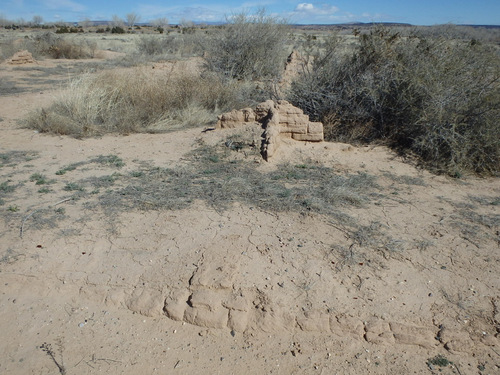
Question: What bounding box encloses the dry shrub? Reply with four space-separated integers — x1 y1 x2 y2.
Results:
44 38 95 59
2 32 96 59
135 33 205 57
204 9 290 81
0 38 19 62
26 67 260 137
288 27 500 176
30 32 96 59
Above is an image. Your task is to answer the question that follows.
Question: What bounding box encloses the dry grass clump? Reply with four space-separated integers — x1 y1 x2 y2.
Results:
1 32 97 60
135 33 206 58
25 68 259 137
33 32 97 59
288 27 500 176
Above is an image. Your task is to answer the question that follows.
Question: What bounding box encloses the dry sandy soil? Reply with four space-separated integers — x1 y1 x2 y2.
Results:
0 52 499 375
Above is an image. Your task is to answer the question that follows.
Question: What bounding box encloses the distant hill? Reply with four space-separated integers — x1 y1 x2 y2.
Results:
291 22 500 30
84 20 499 29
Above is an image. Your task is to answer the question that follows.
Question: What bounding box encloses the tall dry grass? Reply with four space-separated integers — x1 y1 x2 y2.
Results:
2 32 97 60
25 67 260 137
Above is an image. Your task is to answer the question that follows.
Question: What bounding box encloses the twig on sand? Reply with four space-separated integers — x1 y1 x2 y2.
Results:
20 209 39 238
74 353 122 369
84 354 122 369
454 362 463 375
20 197 73 238
54 197 73 206
40 342 66 375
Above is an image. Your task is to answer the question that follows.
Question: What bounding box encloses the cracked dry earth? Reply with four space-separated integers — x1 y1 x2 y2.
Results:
1 57 500 375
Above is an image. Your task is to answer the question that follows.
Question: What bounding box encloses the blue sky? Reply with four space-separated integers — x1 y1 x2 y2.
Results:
1 0 499 25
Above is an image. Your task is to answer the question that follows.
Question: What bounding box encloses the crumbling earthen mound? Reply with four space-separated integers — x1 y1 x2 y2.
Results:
277 50 309 95
7 50 37 65
216 100 323 160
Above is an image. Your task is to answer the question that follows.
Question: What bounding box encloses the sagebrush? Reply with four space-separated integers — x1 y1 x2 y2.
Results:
204 9 290 81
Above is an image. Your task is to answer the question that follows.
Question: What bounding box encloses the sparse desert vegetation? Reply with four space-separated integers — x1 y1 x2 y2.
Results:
25 68 260 136
3 15 497 176
0 13 499 375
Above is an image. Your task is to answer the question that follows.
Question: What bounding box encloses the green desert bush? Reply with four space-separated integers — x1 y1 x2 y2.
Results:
111 26 126 34
25 67 261 137
288 27 500 176
204 9 290 81
55 25 83 34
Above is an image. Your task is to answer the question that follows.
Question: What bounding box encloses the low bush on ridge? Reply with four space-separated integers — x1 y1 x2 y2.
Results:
288 27 500 176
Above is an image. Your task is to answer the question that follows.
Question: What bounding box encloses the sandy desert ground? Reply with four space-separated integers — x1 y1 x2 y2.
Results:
0 49 499 375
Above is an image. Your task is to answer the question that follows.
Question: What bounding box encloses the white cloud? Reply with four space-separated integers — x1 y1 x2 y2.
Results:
289 2 392 23
295 3 314 12
293 3 340 16
298 3 339 14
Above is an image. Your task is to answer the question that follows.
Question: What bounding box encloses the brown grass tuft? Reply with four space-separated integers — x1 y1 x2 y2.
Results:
25 68 260 137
